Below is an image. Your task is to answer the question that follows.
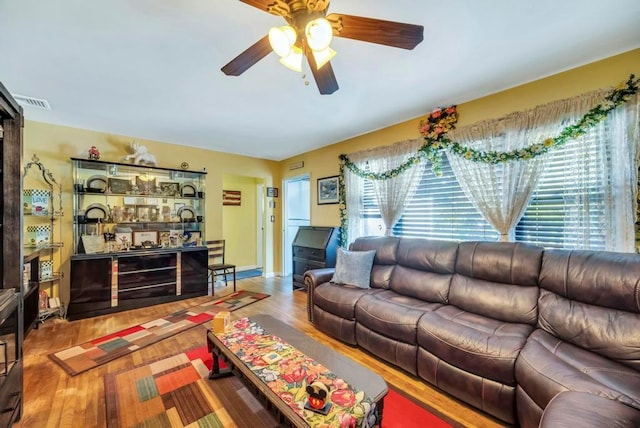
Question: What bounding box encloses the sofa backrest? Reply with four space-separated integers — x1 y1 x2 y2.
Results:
388 238 458 303
538 249 640 370
450 241 542 325
350 236 400 289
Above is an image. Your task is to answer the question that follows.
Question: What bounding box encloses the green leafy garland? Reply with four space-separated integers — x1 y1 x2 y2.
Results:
337 74 640 245
425 73 639 175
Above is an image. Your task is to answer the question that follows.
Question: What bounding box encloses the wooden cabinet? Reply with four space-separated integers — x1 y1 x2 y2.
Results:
0 82 23 427
68 158 209 319
68 248 208 320
0 291 22 428
291 226 340 290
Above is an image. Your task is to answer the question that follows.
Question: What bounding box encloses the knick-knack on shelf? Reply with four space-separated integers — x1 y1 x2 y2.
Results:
88 146 100 160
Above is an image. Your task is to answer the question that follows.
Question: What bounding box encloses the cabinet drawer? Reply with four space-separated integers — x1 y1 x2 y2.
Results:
293 259 325 276
118 253 177 273
293 246 325 261
118 282 177 301
118 267 176 289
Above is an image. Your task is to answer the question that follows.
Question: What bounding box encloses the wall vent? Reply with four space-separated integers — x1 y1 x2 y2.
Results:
12 94 51 110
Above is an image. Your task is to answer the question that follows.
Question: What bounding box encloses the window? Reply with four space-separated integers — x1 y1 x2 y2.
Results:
362 156 498 242
361 127 608 249
516 127 606 249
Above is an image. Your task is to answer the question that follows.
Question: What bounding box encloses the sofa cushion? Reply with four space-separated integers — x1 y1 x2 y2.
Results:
418 305 533 385
350 236 400 289
538 249 640 370
313 283 380 320
355 290 442 344
515 329 640 412
313 306 359 345
456 241 543 286
331 248 376 289
389 238 457 300
356 323 418 375
539 391 640 428
450 241 542 325
538 289 640 371
539 249 640 314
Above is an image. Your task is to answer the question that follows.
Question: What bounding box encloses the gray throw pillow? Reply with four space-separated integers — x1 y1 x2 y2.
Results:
330 248 376 289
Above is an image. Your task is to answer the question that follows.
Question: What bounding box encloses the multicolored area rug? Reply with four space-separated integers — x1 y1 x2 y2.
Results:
49 290 269 376
104 345 457 428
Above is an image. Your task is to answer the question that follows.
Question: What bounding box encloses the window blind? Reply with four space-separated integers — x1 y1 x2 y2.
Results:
360 127 607 249
516 128 606 249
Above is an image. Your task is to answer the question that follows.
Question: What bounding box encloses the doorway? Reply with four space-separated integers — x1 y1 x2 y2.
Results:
283 175 310 276
222 174 264 273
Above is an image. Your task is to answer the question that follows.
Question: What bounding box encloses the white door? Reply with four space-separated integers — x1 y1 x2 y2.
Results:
283 175 310 276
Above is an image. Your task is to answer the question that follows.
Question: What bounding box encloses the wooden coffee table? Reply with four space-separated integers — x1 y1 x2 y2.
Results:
206 314 388 427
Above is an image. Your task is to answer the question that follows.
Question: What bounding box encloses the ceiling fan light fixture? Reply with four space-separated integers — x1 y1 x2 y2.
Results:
305 18 333 51
311 46 336 69
268 25 297 57
279 45 303 72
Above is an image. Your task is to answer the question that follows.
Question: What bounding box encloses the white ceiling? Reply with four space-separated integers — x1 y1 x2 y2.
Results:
1 0 639 161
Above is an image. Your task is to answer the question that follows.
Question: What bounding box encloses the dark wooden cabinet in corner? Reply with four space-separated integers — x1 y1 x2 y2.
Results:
1 82 24 427
292 226 340 290
68 247 208 320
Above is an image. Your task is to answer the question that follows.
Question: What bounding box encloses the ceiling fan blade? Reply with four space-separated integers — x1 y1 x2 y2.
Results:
306 47 339 95
327 13 424 50
239 0 290 17
221 35 272 76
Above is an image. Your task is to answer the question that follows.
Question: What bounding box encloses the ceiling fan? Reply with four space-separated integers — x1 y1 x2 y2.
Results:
221 0 424 94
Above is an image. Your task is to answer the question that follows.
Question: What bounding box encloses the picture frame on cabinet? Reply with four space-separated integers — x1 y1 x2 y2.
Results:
115 232 132 249
135 175 156 194
158 230 171 247
133 230 158 246
81 234 105 254
159 182 180 196
185 230 201 245
135 206 151 222
108 178 131 194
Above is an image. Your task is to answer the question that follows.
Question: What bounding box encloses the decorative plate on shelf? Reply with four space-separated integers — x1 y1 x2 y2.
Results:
84 203 108 221
85 175 107 193
179 183 197 197
177 206 195 221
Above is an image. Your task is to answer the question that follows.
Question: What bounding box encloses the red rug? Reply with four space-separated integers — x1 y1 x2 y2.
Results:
49 290 269 376
104 345 456 427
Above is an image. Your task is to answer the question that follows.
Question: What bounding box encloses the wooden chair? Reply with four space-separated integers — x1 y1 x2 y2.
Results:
206 240 236 292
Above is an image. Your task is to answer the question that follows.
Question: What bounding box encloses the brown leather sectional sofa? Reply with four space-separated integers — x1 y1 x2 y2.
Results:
304 236 640 427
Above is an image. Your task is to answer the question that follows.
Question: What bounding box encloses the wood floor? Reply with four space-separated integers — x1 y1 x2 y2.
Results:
17 276 505 428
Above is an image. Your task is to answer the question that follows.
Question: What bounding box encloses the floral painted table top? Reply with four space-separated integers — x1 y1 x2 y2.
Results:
216 317 379 428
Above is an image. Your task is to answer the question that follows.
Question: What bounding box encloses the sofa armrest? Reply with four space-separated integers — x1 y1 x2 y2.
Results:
304 268 335 322
539 391 640 428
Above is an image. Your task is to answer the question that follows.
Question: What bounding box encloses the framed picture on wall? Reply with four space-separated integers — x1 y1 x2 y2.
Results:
317 176 339 205
266 187 278 197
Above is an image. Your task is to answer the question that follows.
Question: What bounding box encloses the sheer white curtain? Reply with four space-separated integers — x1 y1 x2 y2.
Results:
345 138 425 243
446 90 610 242
601 93 639 251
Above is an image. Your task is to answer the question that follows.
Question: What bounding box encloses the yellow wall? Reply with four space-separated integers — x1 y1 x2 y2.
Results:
222 174 262 270
22 124 281 303
22 48 640 303
280 48 640 230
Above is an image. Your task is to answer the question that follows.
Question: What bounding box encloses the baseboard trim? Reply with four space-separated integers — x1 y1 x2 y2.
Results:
236 265 261 272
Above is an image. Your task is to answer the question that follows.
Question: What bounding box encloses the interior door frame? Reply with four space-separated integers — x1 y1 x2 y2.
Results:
282 174 310 276
255 182 264 271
